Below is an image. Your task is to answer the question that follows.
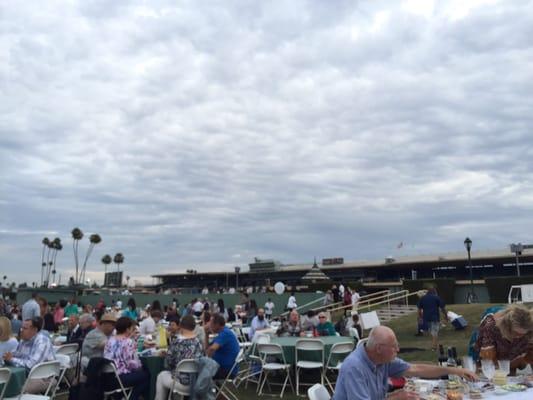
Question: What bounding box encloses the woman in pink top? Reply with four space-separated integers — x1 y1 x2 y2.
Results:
104 317 148 400
53 303 65 326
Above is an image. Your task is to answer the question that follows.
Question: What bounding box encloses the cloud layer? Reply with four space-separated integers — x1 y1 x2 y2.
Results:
2 0 533 284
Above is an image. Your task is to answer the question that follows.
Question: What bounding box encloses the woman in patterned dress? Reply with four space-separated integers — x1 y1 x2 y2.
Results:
104 316 149 400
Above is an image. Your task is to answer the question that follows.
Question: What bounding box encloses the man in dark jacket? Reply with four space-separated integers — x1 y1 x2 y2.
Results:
417 288 447 351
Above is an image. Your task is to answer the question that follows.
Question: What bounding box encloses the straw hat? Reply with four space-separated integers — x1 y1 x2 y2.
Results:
100 314 117 323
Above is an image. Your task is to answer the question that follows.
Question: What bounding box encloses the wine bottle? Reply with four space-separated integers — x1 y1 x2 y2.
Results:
438 345 447 366
451 347 461 367
447 347 457 367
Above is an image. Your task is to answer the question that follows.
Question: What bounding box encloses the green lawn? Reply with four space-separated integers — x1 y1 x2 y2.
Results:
385 303 500 363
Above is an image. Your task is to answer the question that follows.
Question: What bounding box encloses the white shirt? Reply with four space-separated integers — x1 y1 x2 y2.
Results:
193 301 204 313
339 284 345 296
264 301 275 315
139 317 156 335
352 291 360 305
116 300 123 309
287 296 297 309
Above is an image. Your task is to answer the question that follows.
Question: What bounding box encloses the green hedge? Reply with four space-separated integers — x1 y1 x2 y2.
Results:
402 278 456 305
485 276 533 303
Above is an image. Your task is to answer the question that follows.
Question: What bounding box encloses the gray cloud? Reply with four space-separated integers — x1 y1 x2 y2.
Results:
1 0 533 284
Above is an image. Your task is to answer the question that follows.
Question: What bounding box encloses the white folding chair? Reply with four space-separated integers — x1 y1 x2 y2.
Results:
0 368 12 400
167 359 199 400
5 360 61 400
356 338 368 348
295 339 324 396
53 343 80 395
239 334 269 390
323 342 354 392
102 362 133 400
256 343 294 397
308 383 331 400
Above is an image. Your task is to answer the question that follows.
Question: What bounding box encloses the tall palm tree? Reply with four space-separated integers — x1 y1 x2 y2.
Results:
45 238 61 287
113 253 124 272
71 227 84 284
101 254 112 285
41 237 49 286
48 239 62 285
80 233 102 283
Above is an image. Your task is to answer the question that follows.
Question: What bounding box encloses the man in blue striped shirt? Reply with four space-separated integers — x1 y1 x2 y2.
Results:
3 317 56 394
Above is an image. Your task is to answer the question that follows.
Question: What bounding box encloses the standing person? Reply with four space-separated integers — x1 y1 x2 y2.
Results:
215 299 229 321
417 287 447 351
351 288 361 312
264 298 275 320
287 292 297 311
192 298 204 317
343 288 352 307
104 317 149 400
331 285 340 304
332 326 477 400
53 301 65 326
21 292 40 321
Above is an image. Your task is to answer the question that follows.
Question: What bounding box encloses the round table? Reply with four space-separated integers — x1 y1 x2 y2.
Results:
2 366 27 397
270 336 354 365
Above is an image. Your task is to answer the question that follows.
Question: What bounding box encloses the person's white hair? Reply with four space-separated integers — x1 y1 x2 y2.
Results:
79 313 95 324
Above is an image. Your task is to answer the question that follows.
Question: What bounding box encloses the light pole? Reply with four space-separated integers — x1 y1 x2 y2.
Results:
464 237 476 303
235 266 240 290
510 243 523 277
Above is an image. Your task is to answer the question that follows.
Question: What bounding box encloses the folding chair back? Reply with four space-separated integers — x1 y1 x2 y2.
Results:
257 343 284 359
21 360 61 397
308 383 331 400
327 342 354 366
102 362 133 400
356 338 368 348
56 343 79 356
295 339 324 362
0 368 12 400
295 339 325 396
169 359 199 398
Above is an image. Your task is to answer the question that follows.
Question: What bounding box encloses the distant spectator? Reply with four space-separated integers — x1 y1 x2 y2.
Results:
152 300 162 312
167 316 181 343
122 298 138 321
351 288 361 311
226 307 236 323
331 285 340 303
302 310 319 332
21 293 40 321
215 299 229 321
287 292 297 311
264 298 275 320
417 287 446 351
247 299 258 322
64 298 79 318
280 311 304 337
316 313 336 336
53 302 65 326
139 310 162 336
323 290 334 307
192 298 204 317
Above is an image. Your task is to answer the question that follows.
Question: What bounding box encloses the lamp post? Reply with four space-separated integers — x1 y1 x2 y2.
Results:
235 266 240 290
464 237 476 303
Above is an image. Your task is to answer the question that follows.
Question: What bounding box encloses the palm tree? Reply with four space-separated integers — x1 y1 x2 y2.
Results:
126 275 130 288
41 237 49 286
45 237 61 287
49 239 62 285
80 233 102 283
71 227 84 284
101 254 112 285
113 253 124 272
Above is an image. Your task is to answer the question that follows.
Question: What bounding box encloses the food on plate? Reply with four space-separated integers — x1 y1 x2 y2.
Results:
446 381 461 390
469 389 482 399
501 383 527 392
446 390 462 400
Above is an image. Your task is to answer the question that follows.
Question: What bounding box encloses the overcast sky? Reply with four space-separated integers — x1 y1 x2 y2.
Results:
2 0 533 286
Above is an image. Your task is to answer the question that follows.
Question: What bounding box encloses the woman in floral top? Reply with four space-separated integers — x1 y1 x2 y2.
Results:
104 317 149 400
155 315 204 400
474 304 533 370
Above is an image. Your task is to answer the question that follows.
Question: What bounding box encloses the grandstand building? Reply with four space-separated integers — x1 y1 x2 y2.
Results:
152 249 533 290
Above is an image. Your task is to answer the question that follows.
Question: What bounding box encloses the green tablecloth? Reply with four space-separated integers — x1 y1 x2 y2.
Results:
270 336 354 365
140 355 165 400
2 366 27 397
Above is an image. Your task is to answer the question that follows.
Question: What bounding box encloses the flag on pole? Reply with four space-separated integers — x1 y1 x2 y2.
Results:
397 241 403 249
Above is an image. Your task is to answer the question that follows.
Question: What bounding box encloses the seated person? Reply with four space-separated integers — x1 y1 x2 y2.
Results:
249 308 269 340
67 313 94 345
139 310 162 336
279 310 304 337
333 326 477 400
301 310 319 332
316 313 336 336
206 313 240 379
0 316 18 358
81 313 116 370
474 304 533 369
3 317 56 394
155 315 204 400
104 317 149 400
167 315 181 343
65 314 80 342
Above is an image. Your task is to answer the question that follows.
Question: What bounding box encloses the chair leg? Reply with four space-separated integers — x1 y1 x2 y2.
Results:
296 367 300 396
258 370 268 395
279 368 290 398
